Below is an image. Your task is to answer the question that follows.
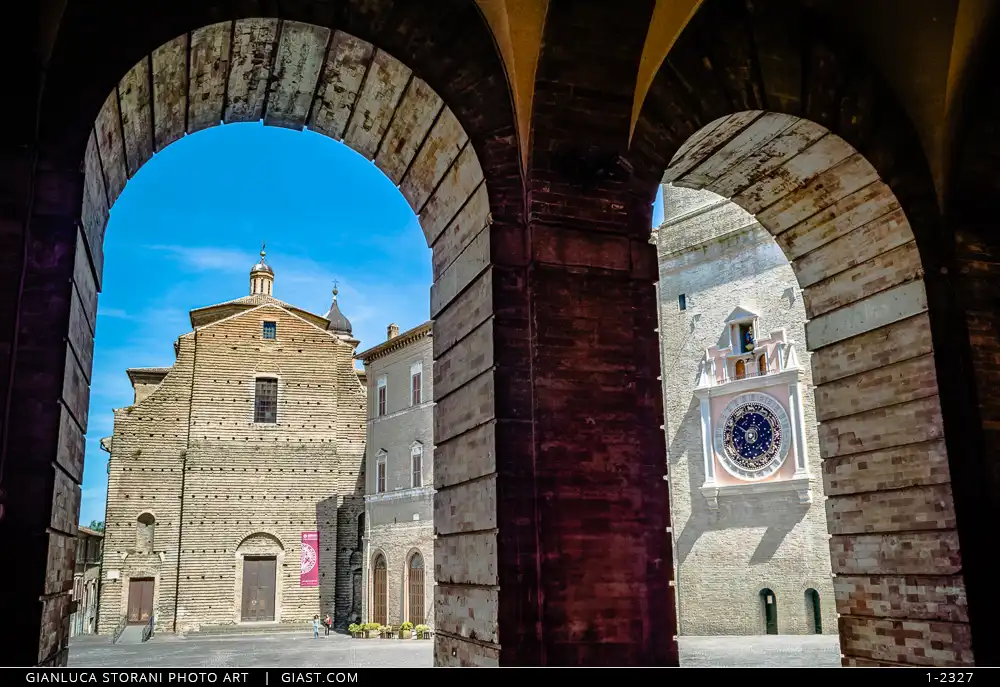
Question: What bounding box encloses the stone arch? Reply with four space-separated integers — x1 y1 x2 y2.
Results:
623 0 978 665
657 110 963 664
235 531 284 555
20 1 521 664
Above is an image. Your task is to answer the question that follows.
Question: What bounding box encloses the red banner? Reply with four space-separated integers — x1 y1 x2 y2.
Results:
300 531 319 587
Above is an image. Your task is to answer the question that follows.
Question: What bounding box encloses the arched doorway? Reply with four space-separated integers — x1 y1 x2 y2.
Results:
760 589 778 635
408 552 425 625
805 589 822 635
372 554 387 627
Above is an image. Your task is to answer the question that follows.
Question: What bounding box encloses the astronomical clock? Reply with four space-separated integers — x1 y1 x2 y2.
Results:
714 392 791 481
692 311 812 509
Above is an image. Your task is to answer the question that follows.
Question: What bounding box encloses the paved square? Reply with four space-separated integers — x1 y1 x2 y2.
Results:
69 633 842 668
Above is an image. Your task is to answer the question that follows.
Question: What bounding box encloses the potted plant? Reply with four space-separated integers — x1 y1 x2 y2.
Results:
363 622 381 639
399 622 413 639
348 623 361 638
415 624 431 639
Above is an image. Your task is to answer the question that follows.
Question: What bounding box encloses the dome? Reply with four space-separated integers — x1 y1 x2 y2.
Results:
251 245 273 274
324 286 353 335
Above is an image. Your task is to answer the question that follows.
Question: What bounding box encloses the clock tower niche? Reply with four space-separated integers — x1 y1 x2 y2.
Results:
693 307 812 509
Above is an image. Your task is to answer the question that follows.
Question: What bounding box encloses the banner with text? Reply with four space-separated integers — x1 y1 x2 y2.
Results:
300 531 319 587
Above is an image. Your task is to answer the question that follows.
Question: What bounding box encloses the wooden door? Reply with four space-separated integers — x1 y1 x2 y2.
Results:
408 554 424 623
127 578 154 624
241 557 276 622
372 555 387 625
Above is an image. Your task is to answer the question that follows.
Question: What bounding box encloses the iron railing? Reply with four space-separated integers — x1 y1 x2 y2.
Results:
141 615 154 642
112 615 127 644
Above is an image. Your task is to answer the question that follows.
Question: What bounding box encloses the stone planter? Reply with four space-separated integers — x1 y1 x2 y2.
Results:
399 630 412 639
365 630 379 639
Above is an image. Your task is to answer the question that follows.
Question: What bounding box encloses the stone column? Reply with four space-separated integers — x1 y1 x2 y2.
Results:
787 378 809 477
697 394 715 485
0 162 97 665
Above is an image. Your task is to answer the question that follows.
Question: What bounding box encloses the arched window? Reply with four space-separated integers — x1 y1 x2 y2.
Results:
758 354 767 375
734 359 746 380
805 588 822 634
760 588 777 635
357 513 365 551
135 513 155 553
408 552 425 624
372 554 387 626
411 443 423 488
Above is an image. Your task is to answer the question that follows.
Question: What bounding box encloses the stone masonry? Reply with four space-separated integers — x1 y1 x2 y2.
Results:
96 256 366 634
652 185 836 636
357 323 435 629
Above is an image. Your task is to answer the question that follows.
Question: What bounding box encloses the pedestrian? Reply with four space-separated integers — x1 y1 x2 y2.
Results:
312 614 320 639
323 614 332 637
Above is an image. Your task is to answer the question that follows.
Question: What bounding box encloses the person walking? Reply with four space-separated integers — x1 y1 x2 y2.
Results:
312 615 320 639
323 614 332 637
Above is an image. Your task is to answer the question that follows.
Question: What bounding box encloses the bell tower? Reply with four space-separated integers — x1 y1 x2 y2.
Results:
250 242 274 296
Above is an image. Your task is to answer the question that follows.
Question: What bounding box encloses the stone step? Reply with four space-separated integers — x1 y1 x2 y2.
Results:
186 623 315 636
116 625 146 645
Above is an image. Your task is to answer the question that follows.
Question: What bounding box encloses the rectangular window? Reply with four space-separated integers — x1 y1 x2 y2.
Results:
410 362 422 406
254 378 278 423
678 294 687 311
262 321 277 339
411 446 423 488
377 377 387 417
376 459 386 494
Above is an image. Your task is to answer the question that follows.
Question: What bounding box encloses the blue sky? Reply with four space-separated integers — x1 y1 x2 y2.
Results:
79 122 665 525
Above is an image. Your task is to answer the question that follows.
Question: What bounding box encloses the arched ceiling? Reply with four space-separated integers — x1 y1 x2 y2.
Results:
473 0 997 206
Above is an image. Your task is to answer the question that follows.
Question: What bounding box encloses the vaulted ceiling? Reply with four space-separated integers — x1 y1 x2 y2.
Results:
474 0 996 206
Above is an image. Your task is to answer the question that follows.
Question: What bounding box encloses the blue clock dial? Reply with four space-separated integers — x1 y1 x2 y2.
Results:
722 402 783 473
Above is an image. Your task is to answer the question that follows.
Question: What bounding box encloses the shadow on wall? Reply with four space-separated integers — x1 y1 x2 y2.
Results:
316 495 339 627
670 397 808 567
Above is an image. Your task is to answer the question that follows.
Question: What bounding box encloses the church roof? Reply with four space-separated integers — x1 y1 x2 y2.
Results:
188 294 330 330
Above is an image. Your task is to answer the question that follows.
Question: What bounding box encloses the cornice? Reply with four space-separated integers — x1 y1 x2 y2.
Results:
693 367 803 398
355 321 432 363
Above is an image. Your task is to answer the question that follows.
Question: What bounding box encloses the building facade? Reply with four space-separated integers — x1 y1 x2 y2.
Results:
96 250 367 634
71 526 104 636
652 185 836 636
356 322 434 629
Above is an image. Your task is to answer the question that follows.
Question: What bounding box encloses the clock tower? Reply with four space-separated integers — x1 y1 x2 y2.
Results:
694 310 812 509
651 183 834 637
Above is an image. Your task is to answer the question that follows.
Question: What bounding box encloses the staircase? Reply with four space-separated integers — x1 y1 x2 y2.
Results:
116 625 146 645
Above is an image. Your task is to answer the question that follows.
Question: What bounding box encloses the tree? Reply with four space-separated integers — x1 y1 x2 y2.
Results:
88 520 105 532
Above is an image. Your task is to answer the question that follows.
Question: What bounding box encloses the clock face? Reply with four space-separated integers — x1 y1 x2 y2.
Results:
713 392 791 480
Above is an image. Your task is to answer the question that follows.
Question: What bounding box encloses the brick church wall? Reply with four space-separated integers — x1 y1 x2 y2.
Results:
98 302 366 633
654 186 836 636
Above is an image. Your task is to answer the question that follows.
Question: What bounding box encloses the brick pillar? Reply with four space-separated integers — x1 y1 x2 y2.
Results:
0 154 97 665
522 202 677 665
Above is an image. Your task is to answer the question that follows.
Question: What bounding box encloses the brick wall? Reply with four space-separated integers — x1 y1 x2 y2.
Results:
98 302 366 633
654 188 836 636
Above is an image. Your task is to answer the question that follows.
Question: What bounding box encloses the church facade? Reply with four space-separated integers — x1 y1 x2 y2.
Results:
652 185 836 636
96 250 367 634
